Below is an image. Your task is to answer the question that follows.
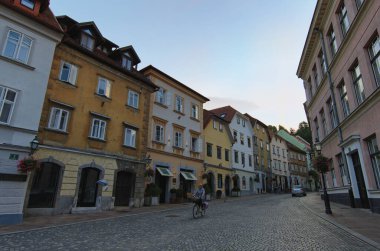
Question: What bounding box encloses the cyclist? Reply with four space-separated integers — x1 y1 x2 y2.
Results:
194 183 205 208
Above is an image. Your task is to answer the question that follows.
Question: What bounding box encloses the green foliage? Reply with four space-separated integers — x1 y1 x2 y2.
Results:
313 155 329 173
145 183 162 197
295 121 312 145
204 185 211 194
267 125 278 133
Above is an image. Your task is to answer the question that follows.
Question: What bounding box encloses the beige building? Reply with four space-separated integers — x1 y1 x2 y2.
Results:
141 66 209 203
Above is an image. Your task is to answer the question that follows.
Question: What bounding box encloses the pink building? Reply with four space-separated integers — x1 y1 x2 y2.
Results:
297 0 380 213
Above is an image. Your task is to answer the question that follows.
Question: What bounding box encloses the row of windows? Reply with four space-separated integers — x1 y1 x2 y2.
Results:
155 87 200 120
233 151 253 167
233 130 252 147
206 143 229 161
272 159 287 171
48 107 137 147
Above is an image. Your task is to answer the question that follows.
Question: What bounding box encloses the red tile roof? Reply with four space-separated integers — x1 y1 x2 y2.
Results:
0 0 62 33
209 106 237 123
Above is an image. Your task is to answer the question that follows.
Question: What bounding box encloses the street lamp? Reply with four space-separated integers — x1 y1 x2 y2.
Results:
144 154 152 166
29 136 39 156
314 141 332 214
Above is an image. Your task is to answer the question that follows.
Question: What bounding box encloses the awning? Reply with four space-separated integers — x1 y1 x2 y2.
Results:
156 167 173 177
180 172 197 181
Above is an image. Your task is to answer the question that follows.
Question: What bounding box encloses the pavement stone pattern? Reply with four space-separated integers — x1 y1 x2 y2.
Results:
0 195 379 251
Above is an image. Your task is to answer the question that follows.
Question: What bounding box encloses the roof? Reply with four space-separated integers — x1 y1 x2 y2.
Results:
0 0 62 33
140 65 209 103
277 129 307 152
117 46 141 65
245 113 271 140
209 106 237 123
203 109 235 145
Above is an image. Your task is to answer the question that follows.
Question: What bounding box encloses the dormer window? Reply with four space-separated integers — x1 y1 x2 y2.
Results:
122 55 132 71
21 0 35 9
81 29 94 51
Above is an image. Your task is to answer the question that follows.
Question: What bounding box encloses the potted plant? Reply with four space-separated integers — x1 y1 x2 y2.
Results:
216 190 222 199
150 184 162 206
176 188 184 203
144 168 154 183
205 185 211 201
17 156 39 173
144 183 161 206
170 188 177 203
231 187 241 197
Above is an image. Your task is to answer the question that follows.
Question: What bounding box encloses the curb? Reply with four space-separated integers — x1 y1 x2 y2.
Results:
299 197 380 250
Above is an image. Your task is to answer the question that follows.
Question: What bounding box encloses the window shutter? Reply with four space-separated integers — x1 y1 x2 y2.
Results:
198 138 203 153
69 64 78 85
166 91 171 106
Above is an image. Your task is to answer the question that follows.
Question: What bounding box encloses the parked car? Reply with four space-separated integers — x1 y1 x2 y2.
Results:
291 185 306 197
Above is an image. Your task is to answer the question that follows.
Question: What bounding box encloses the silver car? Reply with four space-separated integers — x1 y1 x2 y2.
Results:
291 185 306 197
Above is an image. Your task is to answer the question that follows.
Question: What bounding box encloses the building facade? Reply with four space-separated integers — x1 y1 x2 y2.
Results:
0 0 62 224
26 16 156 216
297 0 380 212
203 109 234 198
141 65 209 203
269 131 289 192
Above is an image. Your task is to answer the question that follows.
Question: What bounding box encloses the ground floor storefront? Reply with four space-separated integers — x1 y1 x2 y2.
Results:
233 169 256 196
203 164 233 199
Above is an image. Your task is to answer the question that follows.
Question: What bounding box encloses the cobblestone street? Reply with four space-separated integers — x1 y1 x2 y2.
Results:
0 194 378 251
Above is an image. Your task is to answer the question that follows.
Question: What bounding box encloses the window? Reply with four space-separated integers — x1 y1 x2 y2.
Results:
0 86 17 124
368 35 380 86
242 176 246 189
261 157 264 168
355 0 364 9
282 149 285 158
338 3 350 37
233 130 238 142
48 107 69 131
312 65 319 87
247 137 251 148
329 159 336 187
217 146 222 159
242 120 245 127
367 137 380 188
255 155 259 165
241 153 245 166
174 131 183 148
191 104 199 119
219 123 223 131
90 118 106 140
218 174 223 188
237 117 240 124
327 98 338 129
260 140 263 149
124 128 136 147
234 151 239 163
266 143 269 151
122 56 132 70
320 109 328 137
338 81 350 118
254 136 258 146
154 125 164 142
213 120 217 129
191 136 200 152
59 61 78 85
272 145 276 155
80 30 94 50
240 133 244 145
128 90 139 109
225 149 229 161
314 117 320 142
319 51 327 76
175 95 184 113
249 155 252 167
3 30 32 64
155 88 166 104
328 26 338 57
351 63 365 105
21 0 35 9
337 154 350 185
207 143 212 157
97 77 111 98
277 147 280 156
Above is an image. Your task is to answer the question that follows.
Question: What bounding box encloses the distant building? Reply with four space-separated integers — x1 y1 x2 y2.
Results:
297 0 380 212
268 131 289 192
0 0 62 225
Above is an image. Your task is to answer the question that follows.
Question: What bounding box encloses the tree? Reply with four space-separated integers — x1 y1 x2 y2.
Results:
295 121 312 145
267 125 277 133
278 125 288 132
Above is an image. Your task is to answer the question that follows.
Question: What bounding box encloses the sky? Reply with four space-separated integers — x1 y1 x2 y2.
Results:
50 0 316 131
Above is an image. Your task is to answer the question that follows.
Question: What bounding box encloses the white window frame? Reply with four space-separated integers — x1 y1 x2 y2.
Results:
59 61 78 85
90 118 106 140
128 90 139 109
2 30 32 64
174 131 183 148
154 124 164 143
175 95 184 113
124 127 136 148
122 55 132 70
97 77 111 98
80 32 94 51
369 35 380 87
191 104 199 119
155 87 166 105
0 86 17 124
21 0 35 9
48 107 69 131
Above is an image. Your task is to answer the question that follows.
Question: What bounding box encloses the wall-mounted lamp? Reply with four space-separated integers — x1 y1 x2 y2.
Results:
30 136 39 156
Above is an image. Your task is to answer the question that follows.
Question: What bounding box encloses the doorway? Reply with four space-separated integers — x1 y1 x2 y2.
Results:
28 162 61 208
351 152 370 208
155 169 168 203
114 171 135 206
77 167 100 207
225 176 230 196
207 172 215 198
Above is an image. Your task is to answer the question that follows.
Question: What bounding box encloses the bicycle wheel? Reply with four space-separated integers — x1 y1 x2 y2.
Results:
201 206 206 217
193 204 200 219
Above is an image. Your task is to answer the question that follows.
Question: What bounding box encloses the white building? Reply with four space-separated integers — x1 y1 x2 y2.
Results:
269 132 289 192
0 0 62 224
210 106 257 195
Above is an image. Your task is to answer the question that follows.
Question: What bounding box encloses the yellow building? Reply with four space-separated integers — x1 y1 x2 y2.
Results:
25 16 156 215
203 110 234 198
246 114 271 193
141 66 209 203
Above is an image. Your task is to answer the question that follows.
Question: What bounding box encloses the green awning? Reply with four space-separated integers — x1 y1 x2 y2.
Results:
156 167 173 177
180 172 197 181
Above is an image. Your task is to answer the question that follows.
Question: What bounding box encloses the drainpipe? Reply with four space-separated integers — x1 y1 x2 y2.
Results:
314 28 354 207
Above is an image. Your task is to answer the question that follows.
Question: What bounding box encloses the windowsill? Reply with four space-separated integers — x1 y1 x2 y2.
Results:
0 55 35 70
172 146 184 150
94 93 112 101
44 127 69 135
57 79 77 88
190 117 200 122
152 140 166 146
88 136 106 142
154 102 168 109
190 150 201 154
125 104 139 112
173 110 185 116
122 145 136 150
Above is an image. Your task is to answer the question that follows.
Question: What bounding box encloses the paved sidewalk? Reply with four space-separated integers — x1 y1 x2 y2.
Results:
300 192 380 248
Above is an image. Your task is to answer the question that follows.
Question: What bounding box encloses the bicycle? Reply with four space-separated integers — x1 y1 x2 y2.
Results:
192 198 206 219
